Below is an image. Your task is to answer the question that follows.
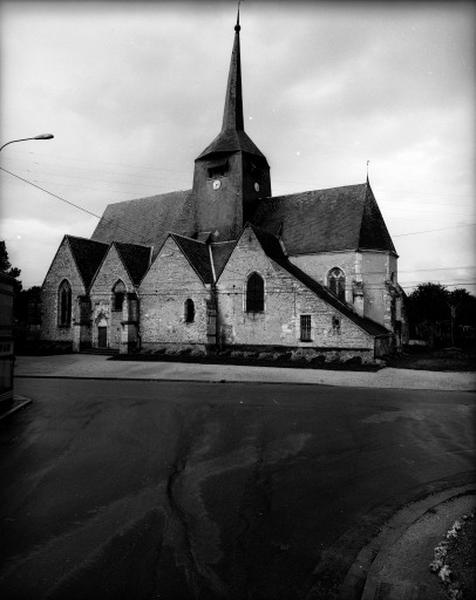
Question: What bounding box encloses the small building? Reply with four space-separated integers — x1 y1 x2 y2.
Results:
41 14 406 362
0 273 15 405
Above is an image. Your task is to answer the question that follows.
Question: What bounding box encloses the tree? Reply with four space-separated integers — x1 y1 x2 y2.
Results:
0 241 22 291
407 282 476 346
406 282 449 325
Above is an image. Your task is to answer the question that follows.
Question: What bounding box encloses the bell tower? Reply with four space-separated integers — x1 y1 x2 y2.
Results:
192 10 271 240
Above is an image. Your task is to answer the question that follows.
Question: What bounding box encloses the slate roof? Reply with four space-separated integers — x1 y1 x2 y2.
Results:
89 182 395 260
170 234 214 284
249 225 391 338
91 190 195 255
211 241 236 278
251 182 396 256
197 129 266 160
66 235 109 290
113 242 152 286
196 15 266 161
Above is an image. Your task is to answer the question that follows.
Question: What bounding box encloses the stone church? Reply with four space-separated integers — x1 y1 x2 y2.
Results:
41 14 406 362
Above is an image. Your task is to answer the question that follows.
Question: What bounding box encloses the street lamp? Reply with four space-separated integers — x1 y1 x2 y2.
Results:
0 133 54 152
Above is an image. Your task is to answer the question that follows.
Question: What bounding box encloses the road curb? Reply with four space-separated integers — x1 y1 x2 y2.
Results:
0 395 33 421
339 484 476 600
14 373 476 392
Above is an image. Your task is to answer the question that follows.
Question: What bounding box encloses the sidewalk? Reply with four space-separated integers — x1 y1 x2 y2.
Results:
14 354 476 391
341 486 476 600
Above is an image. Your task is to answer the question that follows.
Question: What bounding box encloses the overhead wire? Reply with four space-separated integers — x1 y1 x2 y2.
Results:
1 164 475 293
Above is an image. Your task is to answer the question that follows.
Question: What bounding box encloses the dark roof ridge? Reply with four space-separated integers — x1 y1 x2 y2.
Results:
111 188 193 205
66 236 110 291
65 234 108 246
111 242 152 287
170 232 207 245
168 233 213 284
261 181 368 202
113 240 152 250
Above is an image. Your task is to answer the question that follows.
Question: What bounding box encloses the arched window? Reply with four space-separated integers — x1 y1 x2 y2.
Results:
112 280 126 312
327 268 346 302
58 279 72 327
246 272 264 313
184 298 195 323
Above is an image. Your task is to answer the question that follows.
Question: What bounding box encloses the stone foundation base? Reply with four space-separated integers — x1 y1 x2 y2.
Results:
137 342 376 364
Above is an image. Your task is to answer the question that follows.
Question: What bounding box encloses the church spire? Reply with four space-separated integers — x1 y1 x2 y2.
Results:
221 7 244 132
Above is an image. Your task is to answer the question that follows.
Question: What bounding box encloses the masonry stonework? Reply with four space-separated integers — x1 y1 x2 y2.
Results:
41 238 85 345
89 245 138 353
217 229 374 354
139 237 210 350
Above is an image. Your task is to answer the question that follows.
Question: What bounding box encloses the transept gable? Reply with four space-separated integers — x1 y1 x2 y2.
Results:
89 243 136 294
113 242 152 287
42 235 108 293
139 235 210 293
216 225 278 285
219 224 390 338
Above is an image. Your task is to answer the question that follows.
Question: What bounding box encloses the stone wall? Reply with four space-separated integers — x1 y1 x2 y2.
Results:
139 237 211 348
89 245 137 352
289 250 398 329
217 228 375 353
41 238 85 342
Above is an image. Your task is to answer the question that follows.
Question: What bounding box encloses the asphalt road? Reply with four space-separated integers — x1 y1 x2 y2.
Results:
1 379 475 600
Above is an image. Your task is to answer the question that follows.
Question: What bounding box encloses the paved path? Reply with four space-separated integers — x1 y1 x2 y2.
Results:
15 354 476 391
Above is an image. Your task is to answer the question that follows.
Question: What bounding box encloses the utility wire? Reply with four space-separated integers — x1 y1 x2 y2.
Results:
5 151 475 205
3 164 475 241
2 165 475 290
0 166 146 243
393 223 476 237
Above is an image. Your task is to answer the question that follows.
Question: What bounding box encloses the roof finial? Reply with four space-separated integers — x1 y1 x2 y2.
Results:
235 0 241 32
366 159 370 184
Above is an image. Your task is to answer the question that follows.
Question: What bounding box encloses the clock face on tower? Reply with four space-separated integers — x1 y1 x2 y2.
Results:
213 179 221 190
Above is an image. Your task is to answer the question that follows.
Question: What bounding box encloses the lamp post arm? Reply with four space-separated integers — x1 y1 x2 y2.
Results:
0 134 54 152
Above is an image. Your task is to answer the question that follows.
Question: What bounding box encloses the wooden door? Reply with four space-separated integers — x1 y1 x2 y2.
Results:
98 326 107 348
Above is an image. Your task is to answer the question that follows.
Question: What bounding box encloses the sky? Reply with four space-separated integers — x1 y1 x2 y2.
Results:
0 0 475 293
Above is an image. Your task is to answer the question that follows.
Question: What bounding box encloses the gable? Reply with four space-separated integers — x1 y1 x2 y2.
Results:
66 236 109 290
170 234 214 284
139 236 208 293
114 242 152 286
221 225 391 338
89 244 135 294
217 226 277 285
42 236 86 294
